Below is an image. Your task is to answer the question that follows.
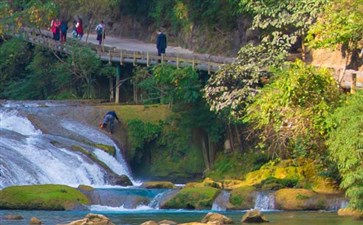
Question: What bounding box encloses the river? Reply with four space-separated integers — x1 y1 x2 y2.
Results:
0 210 361 225
0 101 359 225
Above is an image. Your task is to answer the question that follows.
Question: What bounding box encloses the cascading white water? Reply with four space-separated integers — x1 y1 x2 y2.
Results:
254 191 275 211
0 102 136 188
212 190 231 211
61 120 138 185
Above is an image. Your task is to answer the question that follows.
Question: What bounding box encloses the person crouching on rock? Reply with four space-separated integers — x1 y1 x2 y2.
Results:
99 111 120 134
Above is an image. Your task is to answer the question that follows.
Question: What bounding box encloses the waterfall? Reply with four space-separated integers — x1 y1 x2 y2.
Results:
148 189 179 209
0 101 135 188
212 190 231 211
254 191 275 211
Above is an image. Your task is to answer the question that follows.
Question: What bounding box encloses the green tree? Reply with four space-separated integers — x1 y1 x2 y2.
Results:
326 91 363 210
0 38 32 97
134 65 225 169
307 0 363 70
0 0 57 36
239 0 327 58
244 60 341 158
3 46 59 99
63 43 102 98
204 43 286 121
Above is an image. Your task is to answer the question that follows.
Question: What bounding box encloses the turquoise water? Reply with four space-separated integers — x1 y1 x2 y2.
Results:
0 210 361 225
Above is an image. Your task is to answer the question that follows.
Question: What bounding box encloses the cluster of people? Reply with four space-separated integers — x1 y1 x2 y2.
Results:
50 18 167 56
50 17 84 42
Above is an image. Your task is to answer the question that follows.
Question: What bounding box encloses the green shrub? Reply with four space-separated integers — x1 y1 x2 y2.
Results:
326 91 363 210
257 177 299 190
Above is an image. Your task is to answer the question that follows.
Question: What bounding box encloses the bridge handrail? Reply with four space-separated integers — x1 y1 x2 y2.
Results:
20 28 232 73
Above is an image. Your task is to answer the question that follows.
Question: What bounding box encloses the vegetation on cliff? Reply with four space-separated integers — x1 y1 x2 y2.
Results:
1 0 363 211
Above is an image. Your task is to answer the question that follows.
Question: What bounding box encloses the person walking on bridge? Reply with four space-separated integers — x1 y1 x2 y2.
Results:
99 111 120 134
50 18 61 41
156 30 167 57
60 19 68 43
95 20 106 46
76 17 84 40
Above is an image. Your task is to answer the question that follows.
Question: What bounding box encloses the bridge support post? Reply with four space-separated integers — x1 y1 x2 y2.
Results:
115 64 121 104
351 72 357 94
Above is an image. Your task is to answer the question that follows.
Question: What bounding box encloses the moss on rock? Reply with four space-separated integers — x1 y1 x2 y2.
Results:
142 181 176 189
274 188 328 210
0 184 90 210
161 187 220 210
228 186 256 210
93 143 116 156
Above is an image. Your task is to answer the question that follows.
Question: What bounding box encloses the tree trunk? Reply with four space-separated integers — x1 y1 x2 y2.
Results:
234 124 242 152
228 124 235 152
301 34 306 61
208 134 215 168
85 16 94 43
109 77 114 102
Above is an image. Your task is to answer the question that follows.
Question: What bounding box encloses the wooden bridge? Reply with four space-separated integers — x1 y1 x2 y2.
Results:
22 29 234 73
20 29 363 103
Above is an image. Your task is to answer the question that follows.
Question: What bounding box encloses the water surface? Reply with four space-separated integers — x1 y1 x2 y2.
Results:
0 210 360 225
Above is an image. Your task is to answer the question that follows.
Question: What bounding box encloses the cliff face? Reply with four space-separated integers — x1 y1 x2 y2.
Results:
106 15 259 57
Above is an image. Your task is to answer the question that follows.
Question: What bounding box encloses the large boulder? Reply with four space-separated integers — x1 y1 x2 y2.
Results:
113 175 133 186
228 186 256 210
141 181 176 189
201 212 234 225
29 217 42 224
274 188 328 210
61 213 115 225
158 220 178 225
161 187 220 210
140 221 158 225
338 208 363 220
0 184 89 210
3 214 23 220
241 210 269 223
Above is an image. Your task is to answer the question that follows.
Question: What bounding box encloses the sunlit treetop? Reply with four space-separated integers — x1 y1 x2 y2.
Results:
307 0 363 50
0 1 57 37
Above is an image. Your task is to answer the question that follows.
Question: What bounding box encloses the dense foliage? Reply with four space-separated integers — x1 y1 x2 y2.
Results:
0 38 110 99
307 0 363 51
204 43 286 121
326 91 363 210
130 65 225 172
244 61 341 158
239 0 327 48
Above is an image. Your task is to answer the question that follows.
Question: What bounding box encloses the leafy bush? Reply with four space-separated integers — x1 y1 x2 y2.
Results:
257 177 299 190
127 119 163 163
326 91 363 210
244 60 341 158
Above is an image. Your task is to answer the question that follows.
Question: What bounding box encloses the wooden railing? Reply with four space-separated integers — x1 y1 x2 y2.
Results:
21 29 234 74
20 29 363 92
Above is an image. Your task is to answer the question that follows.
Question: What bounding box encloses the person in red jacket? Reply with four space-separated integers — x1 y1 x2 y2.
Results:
50 18 61 41
76 17 84 40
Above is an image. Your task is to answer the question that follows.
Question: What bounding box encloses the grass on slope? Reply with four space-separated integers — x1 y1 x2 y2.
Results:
97 104 171 123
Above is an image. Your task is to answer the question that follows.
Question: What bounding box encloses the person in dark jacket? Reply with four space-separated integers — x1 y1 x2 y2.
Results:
60 20 68 43
99 111 120 134
156 30 167 56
